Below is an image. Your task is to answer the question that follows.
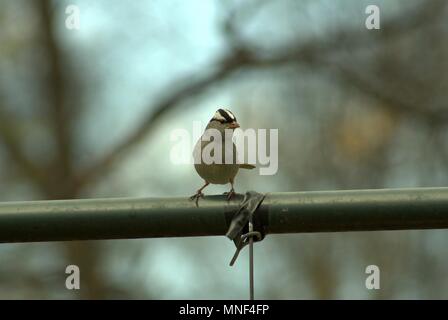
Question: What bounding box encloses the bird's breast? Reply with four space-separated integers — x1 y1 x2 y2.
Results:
193 138 239 184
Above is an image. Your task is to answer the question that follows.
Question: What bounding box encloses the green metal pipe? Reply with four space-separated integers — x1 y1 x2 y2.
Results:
0 187 447 243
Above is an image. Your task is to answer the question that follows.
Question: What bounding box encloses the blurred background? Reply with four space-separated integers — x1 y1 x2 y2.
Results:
0 0 448 299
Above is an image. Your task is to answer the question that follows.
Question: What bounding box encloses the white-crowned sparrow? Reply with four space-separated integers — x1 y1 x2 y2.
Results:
190 109 255 205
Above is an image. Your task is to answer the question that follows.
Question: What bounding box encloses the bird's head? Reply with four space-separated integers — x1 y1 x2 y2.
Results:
208 108 240 130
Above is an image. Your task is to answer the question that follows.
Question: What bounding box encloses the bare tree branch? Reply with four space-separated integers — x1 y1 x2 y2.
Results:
0 108 48 191
74 49 255 189
317 60 448 125
37 0 74 195
75 0 447 190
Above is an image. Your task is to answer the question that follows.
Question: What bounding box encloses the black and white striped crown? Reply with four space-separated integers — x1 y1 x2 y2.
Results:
211 108 237 123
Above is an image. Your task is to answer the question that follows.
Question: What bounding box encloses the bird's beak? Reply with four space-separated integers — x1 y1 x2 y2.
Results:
229 122 240 129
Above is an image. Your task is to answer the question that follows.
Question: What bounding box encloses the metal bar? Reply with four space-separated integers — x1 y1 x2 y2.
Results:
248 220 254 300
0 187 448 243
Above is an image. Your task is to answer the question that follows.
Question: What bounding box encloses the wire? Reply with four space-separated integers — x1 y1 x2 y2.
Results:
229 229 261 266
249 219 254 300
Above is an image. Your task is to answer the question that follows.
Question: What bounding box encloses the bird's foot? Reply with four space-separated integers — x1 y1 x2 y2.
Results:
190 191 204 207
224 188 236 201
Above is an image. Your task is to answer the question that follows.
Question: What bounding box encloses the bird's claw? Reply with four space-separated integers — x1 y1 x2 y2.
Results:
224 189 236 201
190 191 204 207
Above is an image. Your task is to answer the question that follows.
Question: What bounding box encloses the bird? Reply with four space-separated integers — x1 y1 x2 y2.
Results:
190 108 255 206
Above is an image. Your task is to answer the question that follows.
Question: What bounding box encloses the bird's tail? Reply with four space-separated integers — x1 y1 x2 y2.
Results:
239 164 256 170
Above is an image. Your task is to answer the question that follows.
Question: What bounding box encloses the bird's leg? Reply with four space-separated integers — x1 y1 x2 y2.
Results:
225 178 236 201
190 181 209 206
